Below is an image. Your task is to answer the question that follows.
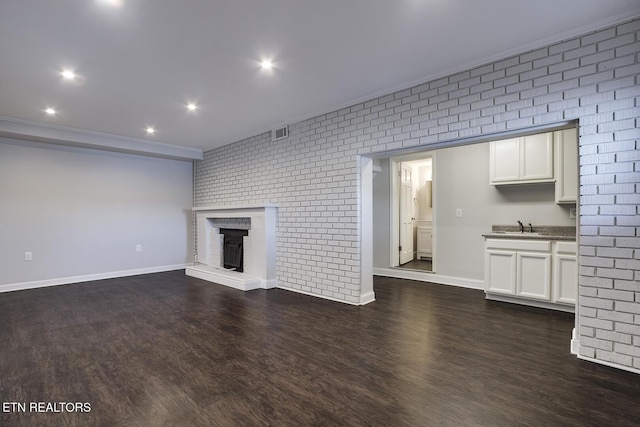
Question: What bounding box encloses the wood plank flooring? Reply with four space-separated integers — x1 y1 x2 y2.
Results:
398 259 433 271
1 271 639 426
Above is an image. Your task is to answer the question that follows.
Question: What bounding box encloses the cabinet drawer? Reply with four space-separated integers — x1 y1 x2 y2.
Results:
485 239 551 252
555 241 577 255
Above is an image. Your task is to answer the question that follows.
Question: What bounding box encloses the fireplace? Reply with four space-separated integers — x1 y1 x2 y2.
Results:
220 228 249 272
186 205 278 291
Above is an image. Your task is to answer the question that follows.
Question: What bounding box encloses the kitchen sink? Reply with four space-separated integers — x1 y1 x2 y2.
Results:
493 231 543 236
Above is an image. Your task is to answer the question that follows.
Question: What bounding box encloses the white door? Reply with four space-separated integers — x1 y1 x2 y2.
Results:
399 164 414 264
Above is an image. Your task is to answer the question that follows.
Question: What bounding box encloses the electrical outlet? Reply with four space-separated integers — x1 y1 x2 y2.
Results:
569 207 576 219
456 208 462 218
24 252 32 261
136 244 142 252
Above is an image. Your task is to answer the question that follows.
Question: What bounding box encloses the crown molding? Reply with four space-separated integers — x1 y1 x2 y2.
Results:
0 116 203 161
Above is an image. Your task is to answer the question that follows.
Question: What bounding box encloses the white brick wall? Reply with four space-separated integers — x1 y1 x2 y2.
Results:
196 19 640 370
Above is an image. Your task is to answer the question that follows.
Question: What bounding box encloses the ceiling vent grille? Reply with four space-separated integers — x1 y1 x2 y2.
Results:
272 126 289 141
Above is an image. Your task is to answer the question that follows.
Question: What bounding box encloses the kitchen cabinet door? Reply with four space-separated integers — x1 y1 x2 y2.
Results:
554 128 578 204
485 249 517 295
517 251 551 300
490 137 520 183
417 225 432 258
553 241 577 305
520 132 554 181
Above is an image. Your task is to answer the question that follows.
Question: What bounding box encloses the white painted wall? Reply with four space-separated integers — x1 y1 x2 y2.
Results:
0 138 193 288
416 161 433 221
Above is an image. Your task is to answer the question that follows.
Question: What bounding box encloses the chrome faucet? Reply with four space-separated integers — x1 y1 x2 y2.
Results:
528 223 534 233
517 221 524 233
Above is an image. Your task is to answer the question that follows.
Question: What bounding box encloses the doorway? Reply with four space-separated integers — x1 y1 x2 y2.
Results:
390 154 435 273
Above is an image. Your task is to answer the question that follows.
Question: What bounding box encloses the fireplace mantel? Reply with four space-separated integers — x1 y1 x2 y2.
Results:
186 205 278 291
193 204 278 212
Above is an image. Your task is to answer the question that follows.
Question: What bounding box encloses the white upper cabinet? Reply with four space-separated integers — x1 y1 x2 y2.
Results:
554 128 578 204
490 132 554 185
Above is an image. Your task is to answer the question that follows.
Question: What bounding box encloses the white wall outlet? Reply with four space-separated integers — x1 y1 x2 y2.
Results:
24 252 32 261
569 207 576 219
456 208 463 218
136 244 142 252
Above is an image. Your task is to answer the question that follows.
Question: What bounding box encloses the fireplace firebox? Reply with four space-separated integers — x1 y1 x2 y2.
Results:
220 228 249 272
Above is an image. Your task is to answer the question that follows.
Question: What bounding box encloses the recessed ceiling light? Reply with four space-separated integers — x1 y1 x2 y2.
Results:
45 108 57 116
145 127 155 135
186 103 198 112
260 60 273 70
61 69 77 80
101 0 123 6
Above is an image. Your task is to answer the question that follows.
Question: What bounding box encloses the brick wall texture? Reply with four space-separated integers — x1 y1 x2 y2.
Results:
196 19 640 371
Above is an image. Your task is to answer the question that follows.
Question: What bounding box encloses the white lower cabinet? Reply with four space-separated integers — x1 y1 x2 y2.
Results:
416 221 433 259
484 238 576 310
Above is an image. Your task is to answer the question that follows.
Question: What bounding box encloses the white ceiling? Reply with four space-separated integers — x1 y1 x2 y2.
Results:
1 0 639 155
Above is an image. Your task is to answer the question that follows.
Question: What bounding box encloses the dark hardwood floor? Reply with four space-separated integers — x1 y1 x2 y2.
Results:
398 259 433 272
1 271 639 426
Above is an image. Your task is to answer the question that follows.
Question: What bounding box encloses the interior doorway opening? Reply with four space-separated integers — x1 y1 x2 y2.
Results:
364 121 580 299
390 153 436 273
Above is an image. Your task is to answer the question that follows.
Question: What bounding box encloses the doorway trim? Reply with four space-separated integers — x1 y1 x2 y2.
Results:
358 155 376 305
389 152 438 272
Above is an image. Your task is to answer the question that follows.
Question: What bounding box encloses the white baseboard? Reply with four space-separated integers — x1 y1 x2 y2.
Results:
571 328 580 355
486 293 575 313
359 291 376 305
373 267 484 290
262 278 278 289
276 285 365 306
0 264 188 294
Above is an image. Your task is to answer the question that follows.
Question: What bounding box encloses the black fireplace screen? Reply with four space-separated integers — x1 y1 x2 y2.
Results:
220 228 249 272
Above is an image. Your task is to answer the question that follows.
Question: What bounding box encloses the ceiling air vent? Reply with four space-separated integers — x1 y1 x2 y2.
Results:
272 126 289 141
